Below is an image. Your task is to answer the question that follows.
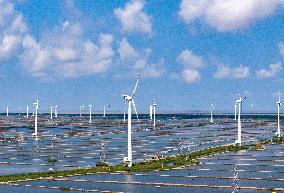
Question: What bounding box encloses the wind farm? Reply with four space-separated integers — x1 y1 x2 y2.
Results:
1 0 284 193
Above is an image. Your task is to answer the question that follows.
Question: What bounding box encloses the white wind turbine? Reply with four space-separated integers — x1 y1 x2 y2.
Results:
149 104 153 121
122 75 141 167
234 104 237 120
89 105 93 123
153 99 157 127
235 96 246 145
26 106 29 118
103 105 106 118
276 92 281 137
103 105 110 118
54 105 58 118
32 99 39 140
210 104 214 123
80 105 84 117
123 102 126 123
50 105 53 120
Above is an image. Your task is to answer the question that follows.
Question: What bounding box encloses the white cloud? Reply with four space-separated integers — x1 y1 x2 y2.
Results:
233 65 250 79
114 0 152 34
179 0 281 32
118 37 164 78
118 38 139 60
177 49 205 68
177 49 205 83
279 42 284 56
182 68 200 83
214 64 250 79
20 21 114 78
0 1 27 60
256 62 282 78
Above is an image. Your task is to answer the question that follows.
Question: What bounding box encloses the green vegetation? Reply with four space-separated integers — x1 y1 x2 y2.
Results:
59 186 71 191
0 137 283 183
47 157 58 163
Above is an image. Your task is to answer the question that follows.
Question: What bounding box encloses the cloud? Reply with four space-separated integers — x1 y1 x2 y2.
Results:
256 62 282 78
118 38 139 60
177 49 205 68
20 21 114 79
214 64 250 79
179 0 281 32
114 0 152 34
0 1 27 60
177 49 205 83
279 42 284 56
118 38 164 78
182 68 200 83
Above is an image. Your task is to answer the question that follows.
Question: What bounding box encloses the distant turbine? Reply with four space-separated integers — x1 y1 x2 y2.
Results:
80 105 84 117
54 105 58 118
149 105 153 121
122 75 140 167
153 99 157 127
89 105 92 123
32 99 39 140
103 105 106 118
123 102 126 123
6 107 8 117
50 105 53 120
210 104 214 123
26 106 29 118
235 96 246 145
234 104 237 120
276 92 281 137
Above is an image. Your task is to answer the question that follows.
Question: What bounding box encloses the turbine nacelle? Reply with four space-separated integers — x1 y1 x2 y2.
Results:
123 95 132 101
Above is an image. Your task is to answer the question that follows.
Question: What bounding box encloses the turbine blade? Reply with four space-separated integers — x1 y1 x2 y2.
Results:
131 75 141 97
132 100 139 122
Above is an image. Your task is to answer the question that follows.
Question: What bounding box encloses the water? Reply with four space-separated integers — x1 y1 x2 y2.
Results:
0 114 283 192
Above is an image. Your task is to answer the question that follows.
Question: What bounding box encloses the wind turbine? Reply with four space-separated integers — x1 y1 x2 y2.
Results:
122 75 141 167
54 105 58 118
26 106 29 118
50 105 53 120
89 105 92 123
153 99 157 127
235 96 246 145
80 105 84 117
276 92 281 137
210 104 214 123
149 105 153 121
103 105 110 118
6 107 8 117
123 102 126 123
32 99 39 140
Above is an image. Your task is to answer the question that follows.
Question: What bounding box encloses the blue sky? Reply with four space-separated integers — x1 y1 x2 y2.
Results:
0 0 284 113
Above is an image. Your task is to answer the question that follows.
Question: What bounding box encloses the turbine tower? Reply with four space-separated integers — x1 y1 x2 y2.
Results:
149 105 153 121
122 75 141 167
50 105 53 120
123 102 126 123
234 104 237 120
32 99 39 140
210 104 214 123
6 107 8 117
89 105 92 123
26 106 29 118
54 105 58 118
80 105 84 117
235 96 246 145
276 92 281 137
103 106 106 118
153 99 157 127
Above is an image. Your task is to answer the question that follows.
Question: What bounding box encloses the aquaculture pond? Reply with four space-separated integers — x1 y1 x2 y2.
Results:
0 114 283 192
